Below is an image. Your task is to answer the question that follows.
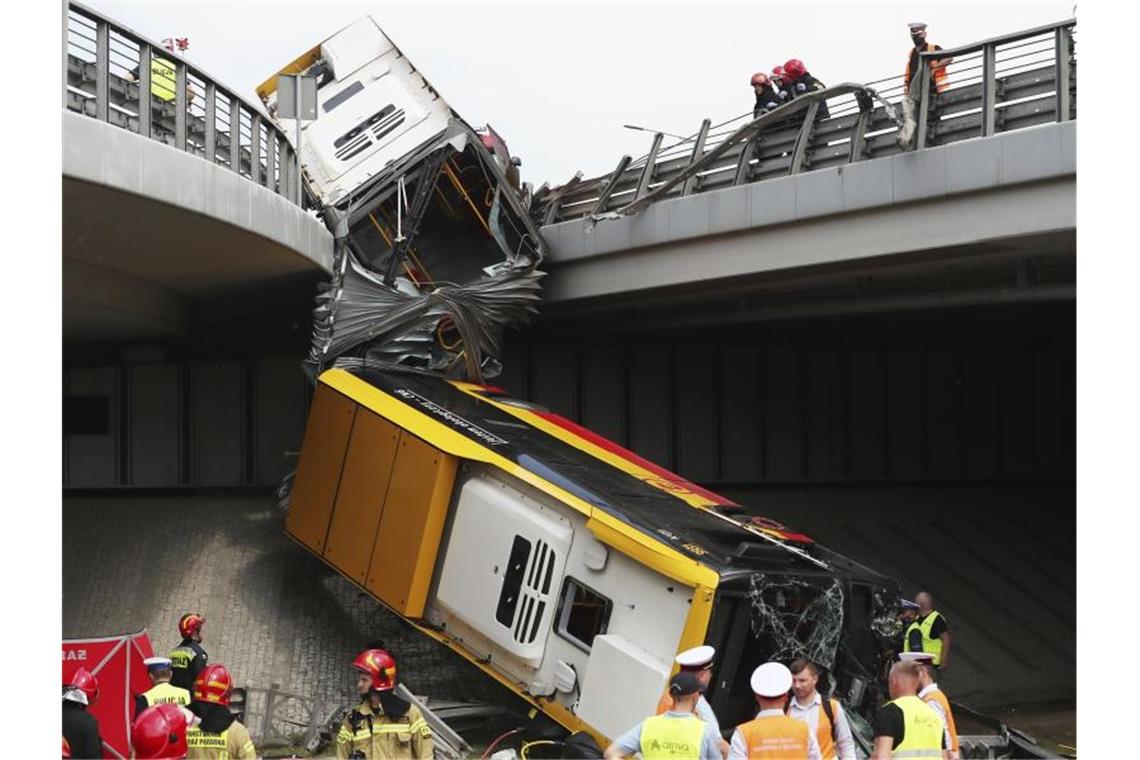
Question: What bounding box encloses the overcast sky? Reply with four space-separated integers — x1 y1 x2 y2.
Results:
84 1 1073 186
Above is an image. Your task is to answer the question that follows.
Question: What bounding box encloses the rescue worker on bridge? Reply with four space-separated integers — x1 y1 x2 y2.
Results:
186 664 256 759
606 671 723 760
751 73 783 118
903 23 952 97
656 646 729 758
135 656 192 719
170 613 209 692
781 59 830 120
902 592 952 673
787 659 856 760
337 648 434 759
132 703 191 759
870 660 947 760
63 667 103 760
728 662 821 760
901 652 959 760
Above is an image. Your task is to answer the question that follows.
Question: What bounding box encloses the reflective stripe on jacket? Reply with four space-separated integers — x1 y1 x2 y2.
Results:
185 720 256 759
904 44 949 95
336 700 433 759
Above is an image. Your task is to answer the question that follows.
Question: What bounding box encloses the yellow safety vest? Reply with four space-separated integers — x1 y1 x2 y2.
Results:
149 57 177 102
142 681 191 707
640 714 706 759
889 696 944 758
186 721 256 759
903 611 944 665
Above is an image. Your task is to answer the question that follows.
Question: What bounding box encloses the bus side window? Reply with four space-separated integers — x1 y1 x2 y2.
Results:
555 577 612 652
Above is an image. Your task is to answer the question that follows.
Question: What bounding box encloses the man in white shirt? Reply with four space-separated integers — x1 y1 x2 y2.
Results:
787 659 856 760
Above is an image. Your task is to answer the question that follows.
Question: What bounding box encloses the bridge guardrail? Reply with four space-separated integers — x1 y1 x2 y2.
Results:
64 1 305 206
537 18 1075 225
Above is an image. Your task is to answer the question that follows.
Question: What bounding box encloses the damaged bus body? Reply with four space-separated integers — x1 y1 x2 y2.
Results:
263 15 1056 759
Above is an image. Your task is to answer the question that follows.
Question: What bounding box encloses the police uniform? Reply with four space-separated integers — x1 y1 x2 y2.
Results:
135 657 192 718
900 652 958 755
656 645 723 738
170 638 209 692
336 697 433 759
903 609 948 667
729 663 821 760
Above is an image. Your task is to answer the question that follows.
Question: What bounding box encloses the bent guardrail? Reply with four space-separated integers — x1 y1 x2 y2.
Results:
65 1 305 206
536 18 1076 225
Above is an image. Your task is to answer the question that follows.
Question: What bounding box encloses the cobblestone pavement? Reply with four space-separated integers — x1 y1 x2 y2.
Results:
62 495 521 734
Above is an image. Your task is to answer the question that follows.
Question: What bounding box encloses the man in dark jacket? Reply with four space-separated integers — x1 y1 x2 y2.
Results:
751 72 782 118
63 668 102 759
170 612 209 692
782 58 830 120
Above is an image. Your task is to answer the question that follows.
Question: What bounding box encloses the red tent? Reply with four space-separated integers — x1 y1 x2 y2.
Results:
63 630 155 759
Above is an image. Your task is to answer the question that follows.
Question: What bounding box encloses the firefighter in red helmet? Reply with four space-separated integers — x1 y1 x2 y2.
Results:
337 648 434 759
169 613 209 692
132 703 190 759
63 667 103 759
782 58 830 119
185 664 256 759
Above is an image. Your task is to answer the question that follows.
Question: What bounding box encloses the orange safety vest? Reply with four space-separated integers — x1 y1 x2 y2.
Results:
904 43 949 95
813 698 840 760
921 688 959 753
736 714 811 759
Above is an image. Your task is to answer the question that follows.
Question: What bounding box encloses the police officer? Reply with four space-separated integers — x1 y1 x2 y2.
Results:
170 613 209 692
901 653 959 760
657 646 729 758
63 668 103 760
781 59 830 120
729 662 821 760
902 592 952 672
186 664 256 759
135 657 192 719
870 660 946 760
132 703 190 760
337 648 433 759
606 672 722 760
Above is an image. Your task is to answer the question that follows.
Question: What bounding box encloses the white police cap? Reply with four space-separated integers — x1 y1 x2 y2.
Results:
899 651 935 662
908 22 928 31
144 656 173 671
750 662 793 697
675 645 715 668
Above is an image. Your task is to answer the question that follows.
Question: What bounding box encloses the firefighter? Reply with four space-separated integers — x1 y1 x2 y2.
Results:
902 592 952 672
903 23 951 97
751 73 782 118
133 703 190 759
870 660 946 760
728 662 820 760
782 59 830 120
901 652 959 760
337 648 434 759
185 664 256 759
63 667 103 760
170 613 209 692
606 672 723 760
136 656 192 718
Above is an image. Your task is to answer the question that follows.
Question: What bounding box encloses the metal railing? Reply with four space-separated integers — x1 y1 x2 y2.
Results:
64 1 304 205
536 18 1076 225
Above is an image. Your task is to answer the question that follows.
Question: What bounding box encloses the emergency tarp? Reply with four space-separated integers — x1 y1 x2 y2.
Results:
63 630 155 759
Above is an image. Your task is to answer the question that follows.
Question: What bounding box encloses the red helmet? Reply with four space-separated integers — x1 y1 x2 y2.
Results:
63 737 71 759
177 613 205 640
65 667 99 704
750 72 770 87
771 65 786 79
352 649 397 692
132 703 189 759
783 59 807 79
192 664 233 706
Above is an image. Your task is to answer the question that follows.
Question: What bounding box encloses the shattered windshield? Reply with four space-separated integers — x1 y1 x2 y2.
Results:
747 573 846 670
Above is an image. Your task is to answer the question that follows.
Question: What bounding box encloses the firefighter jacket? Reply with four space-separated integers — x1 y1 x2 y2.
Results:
336 697 434 759
186 702 256 759
169 639 208 691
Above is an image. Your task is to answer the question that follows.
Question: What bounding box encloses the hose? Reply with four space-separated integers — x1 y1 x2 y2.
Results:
480 728 522 760
520 739 562 759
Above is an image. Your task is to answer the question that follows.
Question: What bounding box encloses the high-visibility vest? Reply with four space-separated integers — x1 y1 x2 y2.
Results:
813 698 841 760
141 682 190 708
148 57 177 102
640 714 707 760
889 696 944 758
736 714 811 759
186 720 256 759
921 688 959 753
904 43 949 95
903 611 945 665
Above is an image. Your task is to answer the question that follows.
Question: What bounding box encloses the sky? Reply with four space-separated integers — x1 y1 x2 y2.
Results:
85 1 1073 189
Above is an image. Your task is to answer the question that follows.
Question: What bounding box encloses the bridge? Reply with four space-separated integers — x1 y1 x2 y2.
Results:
61 3 1076 740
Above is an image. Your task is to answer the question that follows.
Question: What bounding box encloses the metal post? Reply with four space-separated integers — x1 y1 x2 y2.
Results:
634 132 664 200
294 76 303 204
789 102 819 174
137 44 151 138
1055 26 1072 122
542 171 583 226
266 132 277 192
734 138 757 185
174 61 187 151
590 155 632 215
229 99 240 171
204 81 216 161
981 43 997 136
94 20 109 121
915 65 931 150
849 103 872 163
250 114 261 185
680 118 711 196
